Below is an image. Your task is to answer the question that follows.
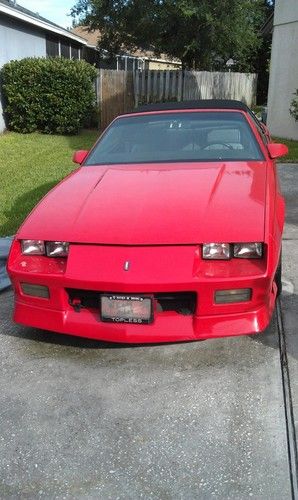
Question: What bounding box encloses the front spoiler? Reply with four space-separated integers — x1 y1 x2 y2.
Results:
13 289 276 343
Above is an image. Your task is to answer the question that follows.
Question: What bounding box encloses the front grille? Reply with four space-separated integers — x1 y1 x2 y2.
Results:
66 289 196 316
154 293 196 315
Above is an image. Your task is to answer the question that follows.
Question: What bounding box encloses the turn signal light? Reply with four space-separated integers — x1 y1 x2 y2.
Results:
215 288 252 304
21 283 49 298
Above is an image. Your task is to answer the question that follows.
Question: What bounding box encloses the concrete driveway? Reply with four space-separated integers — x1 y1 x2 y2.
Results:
0 164 297 499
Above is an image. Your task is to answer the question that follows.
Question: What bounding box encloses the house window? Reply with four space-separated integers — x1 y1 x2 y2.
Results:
46 36 59 57
61 41 70 59
71 45 80 59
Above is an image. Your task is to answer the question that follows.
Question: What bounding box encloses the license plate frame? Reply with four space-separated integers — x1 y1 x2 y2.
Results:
100 294 153 324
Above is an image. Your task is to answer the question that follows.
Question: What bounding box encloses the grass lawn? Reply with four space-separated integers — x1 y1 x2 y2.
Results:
0 129 298 237
0 129 98 236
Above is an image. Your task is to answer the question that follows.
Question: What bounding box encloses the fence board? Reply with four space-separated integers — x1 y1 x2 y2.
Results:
141 70 146 99
147 70 152 103
164 71 170 100
152 71 158 101
177 71 183 102
158 72 163 101
170 72 177 99
133 70 139 107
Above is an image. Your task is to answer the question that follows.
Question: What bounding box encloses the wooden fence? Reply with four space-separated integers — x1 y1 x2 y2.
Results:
97 69 257 129
182 71 257 104
98 69 134 130
134 70 183 105
134 70 257 107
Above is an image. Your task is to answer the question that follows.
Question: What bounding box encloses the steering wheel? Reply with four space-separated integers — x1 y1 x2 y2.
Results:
203 141 234 150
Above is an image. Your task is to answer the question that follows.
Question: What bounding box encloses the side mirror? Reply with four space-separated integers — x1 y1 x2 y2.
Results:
267 143 288 159
72 150 89 165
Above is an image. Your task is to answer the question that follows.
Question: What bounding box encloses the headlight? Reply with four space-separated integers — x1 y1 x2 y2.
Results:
21 240 45 255
21 240 69 257
202 243 231 260
45 241 69 257
202 242 263 260
233 243 263 259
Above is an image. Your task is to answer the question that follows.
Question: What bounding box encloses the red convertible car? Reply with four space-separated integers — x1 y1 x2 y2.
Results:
7 100 288 343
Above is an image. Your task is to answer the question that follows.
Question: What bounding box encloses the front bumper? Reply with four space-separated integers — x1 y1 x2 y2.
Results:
8 242 276 343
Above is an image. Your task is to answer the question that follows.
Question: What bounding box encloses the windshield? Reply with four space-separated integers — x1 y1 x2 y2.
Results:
85 111 264 165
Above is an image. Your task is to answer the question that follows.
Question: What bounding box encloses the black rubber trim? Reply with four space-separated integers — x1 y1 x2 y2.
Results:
127 99 249 114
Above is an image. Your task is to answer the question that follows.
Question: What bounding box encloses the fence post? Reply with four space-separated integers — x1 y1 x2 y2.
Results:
97 69 103 129
157 71 162 100
164 71 170 100
133 70 139 107
147 70 152 103
177 71 183 101
94 70 100 106
141 70 146 101
252 74 258 106
98 69 103 105
152 71 158 102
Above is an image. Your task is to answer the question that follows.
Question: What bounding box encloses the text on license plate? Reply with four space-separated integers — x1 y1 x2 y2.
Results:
100 295 153 324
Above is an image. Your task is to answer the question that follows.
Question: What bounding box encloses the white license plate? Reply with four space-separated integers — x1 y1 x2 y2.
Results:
100 295 153 324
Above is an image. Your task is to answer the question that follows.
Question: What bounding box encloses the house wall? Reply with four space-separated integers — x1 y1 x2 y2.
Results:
0 16 46 133
267 0 298 139
147 61 181 71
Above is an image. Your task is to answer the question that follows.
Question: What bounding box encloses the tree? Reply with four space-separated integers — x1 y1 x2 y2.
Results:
251 0 275 103
71 0 266 70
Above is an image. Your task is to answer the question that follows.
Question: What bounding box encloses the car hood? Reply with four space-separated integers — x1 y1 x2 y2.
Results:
19 162 267 245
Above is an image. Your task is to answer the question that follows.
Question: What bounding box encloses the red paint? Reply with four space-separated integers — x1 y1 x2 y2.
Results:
16 161 267 245
72 150 89 165
7 106 286 343
267 143 288 159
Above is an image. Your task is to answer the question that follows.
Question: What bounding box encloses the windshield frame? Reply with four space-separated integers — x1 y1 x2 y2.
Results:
83 109 266 166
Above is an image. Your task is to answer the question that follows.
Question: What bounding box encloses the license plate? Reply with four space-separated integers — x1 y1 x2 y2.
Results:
100 295 153 324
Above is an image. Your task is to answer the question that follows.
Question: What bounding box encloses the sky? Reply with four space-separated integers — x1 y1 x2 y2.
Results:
17 0 76 28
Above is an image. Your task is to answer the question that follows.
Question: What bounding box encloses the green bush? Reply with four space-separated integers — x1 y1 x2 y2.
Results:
1 57 98 134
290 89 298 122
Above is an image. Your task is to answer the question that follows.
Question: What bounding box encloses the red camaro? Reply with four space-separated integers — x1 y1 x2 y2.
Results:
7 100 288 343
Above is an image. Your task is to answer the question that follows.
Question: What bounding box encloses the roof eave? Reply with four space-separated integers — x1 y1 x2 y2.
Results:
0 4 88 44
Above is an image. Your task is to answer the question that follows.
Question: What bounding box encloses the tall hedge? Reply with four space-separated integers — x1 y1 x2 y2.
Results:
1 57 98 134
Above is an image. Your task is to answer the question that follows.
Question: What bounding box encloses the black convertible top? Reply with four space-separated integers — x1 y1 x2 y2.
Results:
129 99 249 114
